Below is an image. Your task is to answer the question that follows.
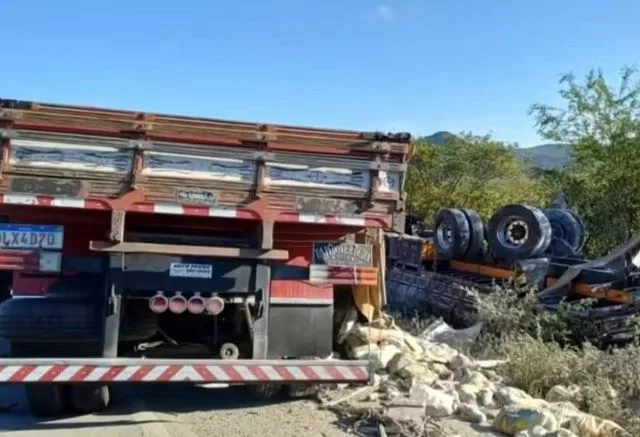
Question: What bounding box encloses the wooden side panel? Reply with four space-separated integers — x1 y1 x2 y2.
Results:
0 126 406 228
265 162 370 191
11 138 133 174
143 151 255 182
5 131 131 198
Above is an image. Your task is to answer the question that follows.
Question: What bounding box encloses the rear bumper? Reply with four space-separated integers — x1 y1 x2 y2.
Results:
0 358 371 384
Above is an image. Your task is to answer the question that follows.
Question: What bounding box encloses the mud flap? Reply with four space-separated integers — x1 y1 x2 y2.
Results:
352 285 381 322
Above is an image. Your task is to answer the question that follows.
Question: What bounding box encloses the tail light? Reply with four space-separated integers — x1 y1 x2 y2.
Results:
205 296 225 315
187 294 206 315
168 293 188 314
149 292 169 314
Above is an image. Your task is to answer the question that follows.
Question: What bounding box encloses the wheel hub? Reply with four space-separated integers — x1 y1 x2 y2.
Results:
506 220 528 245
436 223 454 249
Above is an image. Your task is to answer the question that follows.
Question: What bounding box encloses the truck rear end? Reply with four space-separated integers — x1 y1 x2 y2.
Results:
0 99 410 416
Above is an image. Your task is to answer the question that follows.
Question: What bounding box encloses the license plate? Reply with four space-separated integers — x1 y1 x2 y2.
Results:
0 224 64 250
169 262 213 278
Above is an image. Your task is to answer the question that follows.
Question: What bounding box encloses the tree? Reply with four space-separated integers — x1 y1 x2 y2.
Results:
406 132 548 225
529 67 640 255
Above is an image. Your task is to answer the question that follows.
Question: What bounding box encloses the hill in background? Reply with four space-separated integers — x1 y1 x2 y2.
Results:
424 131 573 170
515 143 573 169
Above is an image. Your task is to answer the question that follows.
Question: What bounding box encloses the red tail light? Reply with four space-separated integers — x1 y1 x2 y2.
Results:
168 293 188 314
205 296 225 315
187 294 206 315
149 293 169 314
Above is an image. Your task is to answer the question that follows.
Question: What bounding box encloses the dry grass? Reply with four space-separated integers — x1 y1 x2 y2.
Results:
474 288 640 434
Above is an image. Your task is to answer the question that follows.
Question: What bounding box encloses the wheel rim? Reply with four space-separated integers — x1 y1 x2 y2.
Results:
497 216 529 248
220 342 240 359
436 222 454 250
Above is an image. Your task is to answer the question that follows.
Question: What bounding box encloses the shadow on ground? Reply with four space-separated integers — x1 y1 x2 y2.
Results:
112 384 292 414
0 383 296 432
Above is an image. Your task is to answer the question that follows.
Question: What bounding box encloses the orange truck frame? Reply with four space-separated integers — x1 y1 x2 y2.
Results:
0 99 410 416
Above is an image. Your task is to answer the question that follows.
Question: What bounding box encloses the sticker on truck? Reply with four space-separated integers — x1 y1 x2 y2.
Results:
169 262 213 278
0 224 64 250
313 242 372 267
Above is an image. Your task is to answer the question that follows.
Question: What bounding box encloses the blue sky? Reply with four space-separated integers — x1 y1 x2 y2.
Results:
3 0 639 147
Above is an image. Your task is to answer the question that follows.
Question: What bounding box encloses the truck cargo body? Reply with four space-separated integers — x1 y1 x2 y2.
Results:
0 99 410 416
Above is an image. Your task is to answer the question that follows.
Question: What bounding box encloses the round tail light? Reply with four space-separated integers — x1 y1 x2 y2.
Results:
168 293 188 314
205 296 225 315
187 294 206 315
149 293 169 314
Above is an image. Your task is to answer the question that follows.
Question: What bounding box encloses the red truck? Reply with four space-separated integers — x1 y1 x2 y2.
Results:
0 99 410 417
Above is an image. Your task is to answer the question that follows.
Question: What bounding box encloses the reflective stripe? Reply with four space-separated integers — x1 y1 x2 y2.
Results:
0 358 370 384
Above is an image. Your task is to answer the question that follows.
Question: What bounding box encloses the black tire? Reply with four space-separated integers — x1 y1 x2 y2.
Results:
25 384 67 418
120 300 159 342
460 208 485 257
70 385 110 413
286 384 319 399
0 298 157 343
249 383 283 399
487 204 552 260
543 208 585 254
568 210 586 250
0 298 100 342
434 208 471 260
12 342 109 416
11 342 70 418
547 236 578 257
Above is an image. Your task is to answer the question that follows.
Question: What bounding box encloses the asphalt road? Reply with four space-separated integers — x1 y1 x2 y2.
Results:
0 384 353 437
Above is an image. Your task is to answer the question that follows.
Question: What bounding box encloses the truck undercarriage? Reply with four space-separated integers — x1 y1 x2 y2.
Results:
387 205 640 345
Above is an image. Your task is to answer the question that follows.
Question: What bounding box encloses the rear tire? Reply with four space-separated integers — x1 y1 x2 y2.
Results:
487 204 552 260
460 208 485 258
0 297 99 342
434 208 471 260
249 383 283 399
25 384 67 418
0 297 157 343
11 342 97 418
286 384 319 399
70 385 110 413
543 208 585 255
120 300 158 342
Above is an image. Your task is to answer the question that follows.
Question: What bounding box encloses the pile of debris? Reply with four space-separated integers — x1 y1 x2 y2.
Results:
320 314 630 437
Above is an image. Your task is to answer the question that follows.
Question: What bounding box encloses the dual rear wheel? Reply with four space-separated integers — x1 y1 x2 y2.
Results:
24 383 109 418
11 342 110 418
434 208 484 260
434 204 586 261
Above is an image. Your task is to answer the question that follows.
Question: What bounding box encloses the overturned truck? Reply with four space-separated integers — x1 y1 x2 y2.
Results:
387 204 640 343
0 99 410 416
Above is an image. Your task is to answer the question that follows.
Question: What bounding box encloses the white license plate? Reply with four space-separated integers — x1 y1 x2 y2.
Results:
0 224 64 250
169 262 213 278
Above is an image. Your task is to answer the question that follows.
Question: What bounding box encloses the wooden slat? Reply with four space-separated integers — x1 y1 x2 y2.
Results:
90 240 289 260
2 99 411 155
